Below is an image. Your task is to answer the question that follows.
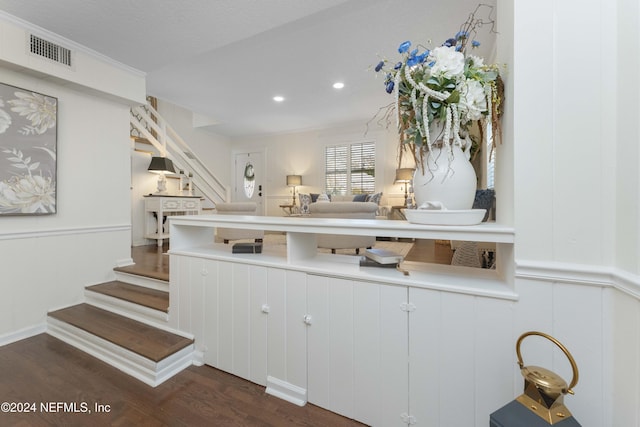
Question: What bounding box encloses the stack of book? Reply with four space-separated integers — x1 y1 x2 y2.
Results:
359 248 403 268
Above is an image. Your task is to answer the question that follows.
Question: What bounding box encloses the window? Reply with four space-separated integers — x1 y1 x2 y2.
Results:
325 142 375 195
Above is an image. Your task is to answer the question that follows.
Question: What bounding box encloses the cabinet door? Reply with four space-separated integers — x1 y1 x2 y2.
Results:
307 275 355 417
266 269 307 405
307 276 408 427
202 261 268 386
408 288 514 426
359 282 408 427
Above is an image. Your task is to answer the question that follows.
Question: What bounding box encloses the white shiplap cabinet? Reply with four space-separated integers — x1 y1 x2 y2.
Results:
168 215 516 426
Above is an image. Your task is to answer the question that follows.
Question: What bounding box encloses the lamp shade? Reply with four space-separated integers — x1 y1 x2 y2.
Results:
148 156 176 174
394 168 415 183
286 175 302 186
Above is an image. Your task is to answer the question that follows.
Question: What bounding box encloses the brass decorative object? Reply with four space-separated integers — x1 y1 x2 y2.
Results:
515 331 579 424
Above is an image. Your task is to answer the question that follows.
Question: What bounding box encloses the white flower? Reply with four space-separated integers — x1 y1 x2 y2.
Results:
459 79 487 122
7 91 57 135
428 46 465 79
0 174 56 213
467 55 485 68
0 99 10 134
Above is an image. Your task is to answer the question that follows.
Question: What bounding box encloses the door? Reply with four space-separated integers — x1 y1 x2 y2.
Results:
234 151 264 213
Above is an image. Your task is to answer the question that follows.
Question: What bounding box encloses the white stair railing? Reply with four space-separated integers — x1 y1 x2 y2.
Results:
130 102 229 205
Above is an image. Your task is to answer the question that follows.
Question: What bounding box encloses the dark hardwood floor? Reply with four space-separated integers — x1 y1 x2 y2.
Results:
0 335 365 426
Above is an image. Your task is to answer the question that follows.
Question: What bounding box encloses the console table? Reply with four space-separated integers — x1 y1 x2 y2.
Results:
143 195 201 246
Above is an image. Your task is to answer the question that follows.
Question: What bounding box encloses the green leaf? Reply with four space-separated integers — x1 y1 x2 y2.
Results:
446 91 460 104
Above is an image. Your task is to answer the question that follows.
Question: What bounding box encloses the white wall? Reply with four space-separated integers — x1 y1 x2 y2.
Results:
0 16 143 344
0 67 134 342
233 122 407 216
509 0 640 425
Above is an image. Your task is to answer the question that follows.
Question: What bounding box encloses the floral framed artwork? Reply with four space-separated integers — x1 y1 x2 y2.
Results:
0 83 57 215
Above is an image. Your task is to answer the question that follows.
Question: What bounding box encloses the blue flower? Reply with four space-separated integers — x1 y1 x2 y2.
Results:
444 38 457 47
417 52 429 63
385 80 395 94
398 41 411 54
407 56 419 67
394 62 402 70
472 40 481 47
374 61 385 72
456 30 469 39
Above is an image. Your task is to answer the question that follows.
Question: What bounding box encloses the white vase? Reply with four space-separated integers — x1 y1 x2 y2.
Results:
412 130 477 210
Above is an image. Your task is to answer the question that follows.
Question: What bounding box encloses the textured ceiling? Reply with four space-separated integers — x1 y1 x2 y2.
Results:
0 0 497 138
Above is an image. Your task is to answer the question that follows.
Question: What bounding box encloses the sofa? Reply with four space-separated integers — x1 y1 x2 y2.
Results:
299 192 389 218
309 201 379 254
215 202 264 244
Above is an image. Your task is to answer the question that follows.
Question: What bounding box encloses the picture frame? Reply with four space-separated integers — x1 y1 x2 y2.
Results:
0 82 57 215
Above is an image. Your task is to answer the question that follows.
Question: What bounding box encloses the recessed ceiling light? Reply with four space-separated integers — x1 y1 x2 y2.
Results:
273 96 285 102
333 82 345 89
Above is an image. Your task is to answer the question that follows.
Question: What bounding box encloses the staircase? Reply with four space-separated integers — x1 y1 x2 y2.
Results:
44 99 222 387
46 265 195 388
130 99 230 207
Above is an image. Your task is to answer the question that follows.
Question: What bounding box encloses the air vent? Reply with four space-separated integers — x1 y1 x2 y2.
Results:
29 34 72 67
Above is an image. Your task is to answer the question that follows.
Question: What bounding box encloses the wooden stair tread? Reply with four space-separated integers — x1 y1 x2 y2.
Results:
48 304 192 362
86 281 168 313
114 264 169 282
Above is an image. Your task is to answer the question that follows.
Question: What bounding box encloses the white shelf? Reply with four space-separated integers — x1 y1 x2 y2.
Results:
168 215 516 300
169 215 514 245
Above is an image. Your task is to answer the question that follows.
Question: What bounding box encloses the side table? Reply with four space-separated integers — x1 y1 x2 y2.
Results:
389 205 407 220
279 204 298 216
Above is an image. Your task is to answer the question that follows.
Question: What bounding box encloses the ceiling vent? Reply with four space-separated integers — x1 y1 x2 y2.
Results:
29 34 72 67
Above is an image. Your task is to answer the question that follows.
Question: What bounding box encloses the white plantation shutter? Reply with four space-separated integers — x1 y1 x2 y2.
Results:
350 142 376 194
325 145 349 195
325 142 375 195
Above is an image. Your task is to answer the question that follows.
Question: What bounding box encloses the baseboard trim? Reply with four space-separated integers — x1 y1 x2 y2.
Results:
0 323 46 347
116 257 135 267
265 376 307 407
47 317 194 387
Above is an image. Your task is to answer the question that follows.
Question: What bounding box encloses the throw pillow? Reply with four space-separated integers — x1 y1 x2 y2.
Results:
365 192 383 205
316 193 330 202
299 193 312 214
352 194 368 202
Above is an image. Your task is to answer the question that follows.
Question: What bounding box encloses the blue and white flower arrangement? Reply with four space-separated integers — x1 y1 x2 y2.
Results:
373 5 503 171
